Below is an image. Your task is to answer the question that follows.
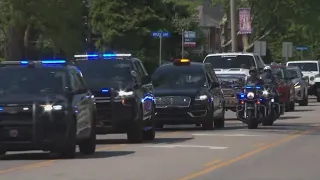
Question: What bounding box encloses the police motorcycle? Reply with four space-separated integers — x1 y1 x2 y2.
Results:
236 84 267 129
260 86 281 126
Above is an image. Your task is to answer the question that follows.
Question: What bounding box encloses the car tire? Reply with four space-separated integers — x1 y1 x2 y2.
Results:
202 107 214 130
79 115 96 155
58 119 77 159
214 108 225 129
317 93 320 102
127 108 143 143
143 106 156 141
299 95 308 106
290 101 295 111
285 102 290 112
262 118 274 126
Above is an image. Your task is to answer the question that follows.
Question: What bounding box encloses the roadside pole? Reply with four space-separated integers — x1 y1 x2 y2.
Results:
159 35 162 66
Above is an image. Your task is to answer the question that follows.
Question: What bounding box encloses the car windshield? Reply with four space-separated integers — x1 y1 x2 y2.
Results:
271 68 285 79
204 55 256 69
152 66 206 89
217 74 246 81
0 68 65 95
287 62 318 71
76 60 133 88
287 69 300 79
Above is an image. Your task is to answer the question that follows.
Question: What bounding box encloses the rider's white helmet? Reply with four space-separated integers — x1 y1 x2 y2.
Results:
264 66 271 70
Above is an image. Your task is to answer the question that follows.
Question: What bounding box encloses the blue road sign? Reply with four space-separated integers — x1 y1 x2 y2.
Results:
296 46 308 50
151 31 170 38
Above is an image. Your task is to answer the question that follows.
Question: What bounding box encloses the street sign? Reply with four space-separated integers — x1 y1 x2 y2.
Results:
184 31 196 47
254 41 266 56
151 31 170 38
151 31 171 66
282 42 293 58
296 46 308 50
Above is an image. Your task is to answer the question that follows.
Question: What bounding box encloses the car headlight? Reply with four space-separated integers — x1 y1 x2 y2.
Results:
295 85 301 89
118 90 134 96
41 104 63 111
247 92 254 99
195 94 208 100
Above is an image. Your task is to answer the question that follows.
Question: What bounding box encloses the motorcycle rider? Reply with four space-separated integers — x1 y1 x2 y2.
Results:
261 66 279 101
246 67 264 85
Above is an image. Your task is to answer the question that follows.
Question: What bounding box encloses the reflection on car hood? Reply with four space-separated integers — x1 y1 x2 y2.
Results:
154 88 199 98
0 94 65 104
88 81 132 91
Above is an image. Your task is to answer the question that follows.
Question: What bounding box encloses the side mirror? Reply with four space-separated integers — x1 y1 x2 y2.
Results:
211 82 220 88
141 75 151 84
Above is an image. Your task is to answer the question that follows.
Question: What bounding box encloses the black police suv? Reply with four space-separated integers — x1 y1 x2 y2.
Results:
0 60 97 158
152 59 225 129
73 53 155 143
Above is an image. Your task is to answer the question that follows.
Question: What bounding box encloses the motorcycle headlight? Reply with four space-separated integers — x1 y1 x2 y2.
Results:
195 94 208 100
118 90 134 97
247 92 255 99
41 104 63 111
262 90 269 96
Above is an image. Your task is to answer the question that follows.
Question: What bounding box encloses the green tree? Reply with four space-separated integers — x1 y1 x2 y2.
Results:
0 0 85 61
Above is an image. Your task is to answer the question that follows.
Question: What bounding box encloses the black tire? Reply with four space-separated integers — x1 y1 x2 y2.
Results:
247 110 258 129
317 94 320 102
262 117 274 126
290 101 295 111
299 95 308 106
127 108 143 143
79 115 96 155
202 107 214 130
214 108 225 129
58 119 77 159
143 107 156 141
285 102 290 112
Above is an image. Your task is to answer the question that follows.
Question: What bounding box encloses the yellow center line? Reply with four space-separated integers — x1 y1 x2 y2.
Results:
203 159 222 167
178 129 312 180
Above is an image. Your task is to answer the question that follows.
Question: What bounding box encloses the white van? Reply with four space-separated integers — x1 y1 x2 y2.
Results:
286 60 320 95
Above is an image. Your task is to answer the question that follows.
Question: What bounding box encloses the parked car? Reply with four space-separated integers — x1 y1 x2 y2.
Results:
286 66 309 106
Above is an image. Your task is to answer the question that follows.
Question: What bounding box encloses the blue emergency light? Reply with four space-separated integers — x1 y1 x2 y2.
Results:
240 93 245 99
101 89 109 93
74 54 131 60
20 60 66 65
245 85 261 89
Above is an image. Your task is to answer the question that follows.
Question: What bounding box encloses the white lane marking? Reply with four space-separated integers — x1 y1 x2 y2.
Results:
192 133 263 137
144 145 227 149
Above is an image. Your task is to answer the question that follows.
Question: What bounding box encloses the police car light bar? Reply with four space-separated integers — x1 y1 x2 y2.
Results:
74 54 131 58
20 60 66 64
74 54 99 58
103 54 131 57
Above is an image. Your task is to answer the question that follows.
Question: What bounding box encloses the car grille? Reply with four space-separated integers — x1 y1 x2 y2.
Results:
155 96 191 108
0 104 33 123
222 89 235 97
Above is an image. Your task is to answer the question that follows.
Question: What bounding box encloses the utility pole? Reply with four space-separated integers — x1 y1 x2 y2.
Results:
230 0 237 52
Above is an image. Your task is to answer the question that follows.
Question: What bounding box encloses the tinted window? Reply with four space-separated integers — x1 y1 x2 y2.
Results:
76 60 133 88
0 68 65 95
152 66 206 89
286 69 300 79
287 62 318 71
204 55 256 69
271 68 284 79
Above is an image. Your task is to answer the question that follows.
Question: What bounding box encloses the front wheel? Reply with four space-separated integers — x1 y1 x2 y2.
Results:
79 116 96 155
299 94 308 106
127 108 143 143
0 149 6 156
247 110 258 129
317 92 320 102
143 107 156 141
58 120 77 159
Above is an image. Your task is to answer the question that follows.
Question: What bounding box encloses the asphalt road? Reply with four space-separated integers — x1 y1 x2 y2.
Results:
1 98 320 180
